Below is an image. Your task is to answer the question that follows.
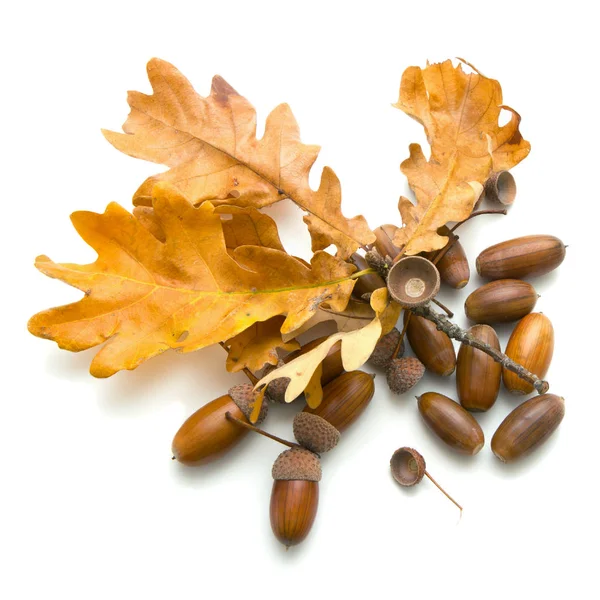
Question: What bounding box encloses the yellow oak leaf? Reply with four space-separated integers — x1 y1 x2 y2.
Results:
225 316 300 373
103 58 375 258
393 59 530 255
28 184 359 378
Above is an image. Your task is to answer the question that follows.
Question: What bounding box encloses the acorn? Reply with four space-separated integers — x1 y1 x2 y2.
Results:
270 447 321 548
386 357 425 394
303 370 375 432
491 394 565 462
417 392 485 455
266 336 344 403
293 412 340 453
465 279 538 324
424 226 470 289
350 252 386 298
387 256 440 308
456 325 501 412
476 235 566 280
373 224 401 260
369 327 404 369
404 311 456 376
503 313 554 395
171 383 269 465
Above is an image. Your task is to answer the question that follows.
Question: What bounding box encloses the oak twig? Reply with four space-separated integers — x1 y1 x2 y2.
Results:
449 208 507 233
410 304 550 395
225 412 300 449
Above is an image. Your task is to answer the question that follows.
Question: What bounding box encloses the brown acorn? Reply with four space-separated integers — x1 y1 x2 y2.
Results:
465 279 538 324
266 336 345 403
404 312 456 376
303 370 375 432
270 447 321 548
456 325 501 412
491 394 565 462
293 413 340 454
373 224 401 260
503 313 554 395
386 357 425 394
476 235 566 280
417 392 484 455
350 252 386 298
171 384 269 465
424 226 470 289
369 327 404 369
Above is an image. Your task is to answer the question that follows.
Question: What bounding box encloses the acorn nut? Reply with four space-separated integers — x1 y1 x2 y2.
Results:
465 279 538 324
369 327 404 369
424 226 470 289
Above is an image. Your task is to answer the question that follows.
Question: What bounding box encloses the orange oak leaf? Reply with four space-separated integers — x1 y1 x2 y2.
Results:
103 58 375 258
225 316 300 373
28 184 358 378
393 59 530 255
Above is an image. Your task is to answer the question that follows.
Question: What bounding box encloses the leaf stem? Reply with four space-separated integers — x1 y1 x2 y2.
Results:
350 268 377 280
449 208 507 233
424 470 463 515
225 412 299 449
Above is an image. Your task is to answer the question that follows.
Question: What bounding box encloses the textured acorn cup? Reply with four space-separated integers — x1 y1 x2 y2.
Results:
171 384 268 465
465 279 538 324
387 256 440 308
404 311 456 376
293 412 340 454
492 394 565 463
503 313 554 395
484 171 517 205
417 392 484 455
369 327 404 369
303 370 375 432
390 447 426 486
424 226 470 289
387 357 425 394
456 325 501 412
271 448 321 548
476 235 566 280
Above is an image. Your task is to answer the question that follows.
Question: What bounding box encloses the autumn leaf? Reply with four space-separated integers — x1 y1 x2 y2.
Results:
225 316 299 373
393 59 530 255
102 58 375 258
28 184 359 378
255 288 400 406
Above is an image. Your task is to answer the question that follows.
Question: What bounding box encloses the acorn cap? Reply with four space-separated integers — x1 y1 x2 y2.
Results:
484 171 517 206
265 377 290 404
390 447 426 486
228 383 269 424
293 412 341 454
369 327 404 369
386 357 425 394
272 447 322 482
387 256 440 308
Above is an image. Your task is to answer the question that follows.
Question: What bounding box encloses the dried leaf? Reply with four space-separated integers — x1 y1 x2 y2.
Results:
225 316 299 373
393 59 530 255
28 184 358 377
103 58 375 258
255 288 398 404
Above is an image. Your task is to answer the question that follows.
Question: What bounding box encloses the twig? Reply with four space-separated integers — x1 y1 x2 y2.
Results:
225 412 300 449
432 298 454 318
392 311 411 360
432 234 459 266
410 304 550 395
449 209 507 233
424 471 463 515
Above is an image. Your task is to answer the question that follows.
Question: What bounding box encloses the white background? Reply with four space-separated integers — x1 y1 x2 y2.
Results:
2 1 598 598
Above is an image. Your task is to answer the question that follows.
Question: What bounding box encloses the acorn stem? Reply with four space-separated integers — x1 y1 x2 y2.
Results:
410 304 550 394
225 412 299 449
424 470 463 514
432 298 454 318
432 234 459 266
392 311 411 360
449 208 507 233
218 341 259 385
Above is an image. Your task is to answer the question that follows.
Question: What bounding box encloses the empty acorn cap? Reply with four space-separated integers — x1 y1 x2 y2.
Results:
390 447 426 486
228 383 269 424
484 171 517 206
387 256 440 308
293 412 341 453
272 447 322 482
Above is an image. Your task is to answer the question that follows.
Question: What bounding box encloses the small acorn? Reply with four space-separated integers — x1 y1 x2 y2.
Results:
369 327 404 369
171 383 269 465
465 279 538 324
503 313 554 395
350 252 386 297
404 312 456 376
424 226 470 289
417 392 484 455
373 224 401 260
386 357 425 394
293 412 340 454
492 394 565 462
303 370 375 432
270 447 321 548
476 234 566 280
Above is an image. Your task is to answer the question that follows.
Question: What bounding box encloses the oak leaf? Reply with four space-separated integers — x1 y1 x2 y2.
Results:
225 316 299 373
103 58 375 258
28 184 358 378
393 59 530 255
